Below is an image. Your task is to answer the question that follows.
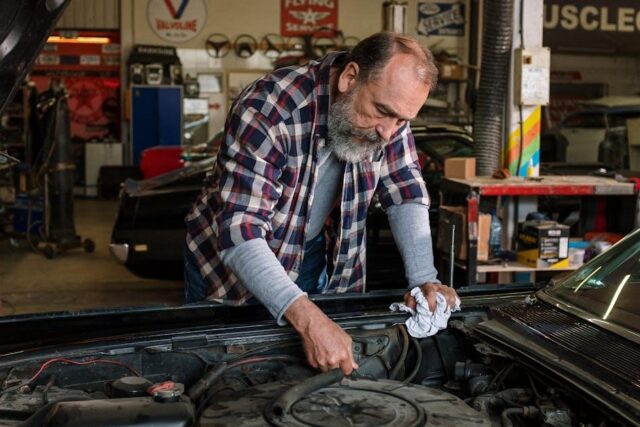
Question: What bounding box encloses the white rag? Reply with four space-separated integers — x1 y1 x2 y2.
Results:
389 287 461 338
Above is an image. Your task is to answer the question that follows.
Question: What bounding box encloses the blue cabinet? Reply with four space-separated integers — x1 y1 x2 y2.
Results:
130 86 183 165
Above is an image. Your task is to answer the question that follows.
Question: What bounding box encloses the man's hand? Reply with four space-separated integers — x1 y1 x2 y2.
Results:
284 296 359 375
403 282 459 312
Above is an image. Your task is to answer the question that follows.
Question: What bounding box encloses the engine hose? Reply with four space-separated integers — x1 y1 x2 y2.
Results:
186 362 227 401
187 355 301 401
501 406 540 427
266 368 344 420
389 325 409 380
472 0 514 176
403 337 422 384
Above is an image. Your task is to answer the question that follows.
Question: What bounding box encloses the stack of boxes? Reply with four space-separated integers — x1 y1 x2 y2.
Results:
517 221 570 269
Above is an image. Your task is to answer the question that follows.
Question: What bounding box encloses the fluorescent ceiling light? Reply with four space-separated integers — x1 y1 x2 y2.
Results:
47 36 111 44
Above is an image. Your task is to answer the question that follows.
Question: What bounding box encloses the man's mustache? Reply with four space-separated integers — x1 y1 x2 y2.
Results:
349 127 384 144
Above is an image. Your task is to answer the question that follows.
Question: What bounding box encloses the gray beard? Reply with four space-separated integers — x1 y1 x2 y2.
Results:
327 92 386 163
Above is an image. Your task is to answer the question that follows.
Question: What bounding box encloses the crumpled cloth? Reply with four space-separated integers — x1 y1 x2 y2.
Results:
389 287 461 338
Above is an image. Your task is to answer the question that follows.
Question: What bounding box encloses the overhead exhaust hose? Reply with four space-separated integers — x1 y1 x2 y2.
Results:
472 0 514 176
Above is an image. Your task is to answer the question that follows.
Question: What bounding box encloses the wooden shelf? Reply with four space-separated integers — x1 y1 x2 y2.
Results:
476 261 579 273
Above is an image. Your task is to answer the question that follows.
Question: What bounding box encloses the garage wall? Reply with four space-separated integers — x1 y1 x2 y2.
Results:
117 0 470 142
57 0 120 29
551 54 640 96
121 0 470 71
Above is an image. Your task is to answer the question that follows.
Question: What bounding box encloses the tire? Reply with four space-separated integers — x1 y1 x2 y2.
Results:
43 245 55 259
83 239 95 254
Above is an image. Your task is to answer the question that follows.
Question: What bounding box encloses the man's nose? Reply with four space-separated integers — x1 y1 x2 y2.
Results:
375 120 397 142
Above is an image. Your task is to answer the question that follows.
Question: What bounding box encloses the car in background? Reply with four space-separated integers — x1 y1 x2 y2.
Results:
542 96 640 169
110 124 473 281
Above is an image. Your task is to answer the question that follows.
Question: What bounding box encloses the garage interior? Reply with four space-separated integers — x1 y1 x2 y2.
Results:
1 1 640 426
1 0 639 316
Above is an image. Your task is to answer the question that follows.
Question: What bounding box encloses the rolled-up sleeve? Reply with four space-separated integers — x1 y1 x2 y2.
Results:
214 105 288 251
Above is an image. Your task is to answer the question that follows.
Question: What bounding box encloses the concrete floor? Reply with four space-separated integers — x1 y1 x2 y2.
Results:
0 199 183 316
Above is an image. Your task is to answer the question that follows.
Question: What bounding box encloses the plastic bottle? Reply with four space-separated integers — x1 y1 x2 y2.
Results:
490 214 502 257
527 158 535 177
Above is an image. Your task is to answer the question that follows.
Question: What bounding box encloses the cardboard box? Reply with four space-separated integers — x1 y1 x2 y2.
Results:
444 157 476 180
477 213 491 261
437 205 490 261
439 63 466 81
517 221 570 269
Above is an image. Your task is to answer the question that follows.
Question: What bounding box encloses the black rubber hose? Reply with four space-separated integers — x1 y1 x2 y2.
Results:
501 406 540 427
187 355 301 401
389 325 409 380
472 0 514 176
403 337 423 384
267 368 344 420
187 362 227 401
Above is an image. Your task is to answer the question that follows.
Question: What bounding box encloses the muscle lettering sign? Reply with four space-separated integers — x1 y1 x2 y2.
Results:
543 0 640 55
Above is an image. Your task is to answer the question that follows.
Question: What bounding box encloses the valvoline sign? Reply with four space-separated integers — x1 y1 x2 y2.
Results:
147 0 207 43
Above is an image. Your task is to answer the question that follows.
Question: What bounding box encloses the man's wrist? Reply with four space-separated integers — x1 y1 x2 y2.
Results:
284 296 321 333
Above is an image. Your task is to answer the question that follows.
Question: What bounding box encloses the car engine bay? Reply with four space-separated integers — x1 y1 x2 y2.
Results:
0 308 629 426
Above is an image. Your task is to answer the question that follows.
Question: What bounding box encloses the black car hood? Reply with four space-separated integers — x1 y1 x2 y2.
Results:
473 298 640 424
0 0 69 115
0 284 538 355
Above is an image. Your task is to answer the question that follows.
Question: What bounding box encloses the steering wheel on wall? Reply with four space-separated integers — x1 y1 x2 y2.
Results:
205 33 231 58
233 34 258 58
259 33 284 59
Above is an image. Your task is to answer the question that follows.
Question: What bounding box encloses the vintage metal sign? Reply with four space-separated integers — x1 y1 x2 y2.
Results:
416 2 465 36
147 0 207 43
281 0 338 36
544 0 640 55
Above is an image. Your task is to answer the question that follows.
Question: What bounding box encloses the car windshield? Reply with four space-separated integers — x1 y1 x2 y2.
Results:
546 229 640 334
415 136 473 159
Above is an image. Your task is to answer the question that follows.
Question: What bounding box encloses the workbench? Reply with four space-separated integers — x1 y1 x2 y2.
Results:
440 175 638 285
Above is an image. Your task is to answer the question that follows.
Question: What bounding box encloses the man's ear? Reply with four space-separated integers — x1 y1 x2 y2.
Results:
337 62 359 94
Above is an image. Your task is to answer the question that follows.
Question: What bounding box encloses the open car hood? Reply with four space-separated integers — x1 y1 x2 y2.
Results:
0 284 538 355
0 0 69 116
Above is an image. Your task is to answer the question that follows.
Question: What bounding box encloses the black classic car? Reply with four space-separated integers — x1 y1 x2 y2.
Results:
2 229 639 425
1 2 639 426
109 125 473 280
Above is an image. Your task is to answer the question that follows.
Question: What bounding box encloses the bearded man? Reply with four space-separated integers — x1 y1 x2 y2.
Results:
184 32 459 375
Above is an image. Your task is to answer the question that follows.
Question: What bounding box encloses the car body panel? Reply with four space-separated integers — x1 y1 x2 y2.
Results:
556 98 640 166
0 0 70 116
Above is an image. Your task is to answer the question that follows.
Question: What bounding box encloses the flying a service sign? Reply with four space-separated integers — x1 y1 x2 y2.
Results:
281 0 338 36
147 0 207 43
544 0 640 55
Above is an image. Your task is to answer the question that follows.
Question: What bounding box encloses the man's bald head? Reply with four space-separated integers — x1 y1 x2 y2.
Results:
341 32 438 88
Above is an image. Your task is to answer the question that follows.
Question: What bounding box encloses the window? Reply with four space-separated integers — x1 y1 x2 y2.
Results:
562 112 605 129
607 111 640 128
548 230 640 333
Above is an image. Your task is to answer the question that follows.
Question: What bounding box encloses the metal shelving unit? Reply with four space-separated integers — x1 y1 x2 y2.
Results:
440 175 637 285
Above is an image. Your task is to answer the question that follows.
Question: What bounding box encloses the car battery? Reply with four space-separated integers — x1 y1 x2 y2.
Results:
517 220 570 269
12 194 44 235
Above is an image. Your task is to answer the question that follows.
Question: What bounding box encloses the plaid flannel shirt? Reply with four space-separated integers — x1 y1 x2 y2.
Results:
185 52 430 306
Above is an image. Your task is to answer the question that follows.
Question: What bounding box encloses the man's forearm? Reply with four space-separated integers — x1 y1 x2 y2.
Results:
386 202 440 287
219 238 305 324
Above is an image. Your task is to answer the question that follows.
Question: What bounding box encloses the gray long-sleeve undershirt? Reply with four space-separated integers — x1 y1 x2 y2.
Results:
219 149 438 325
